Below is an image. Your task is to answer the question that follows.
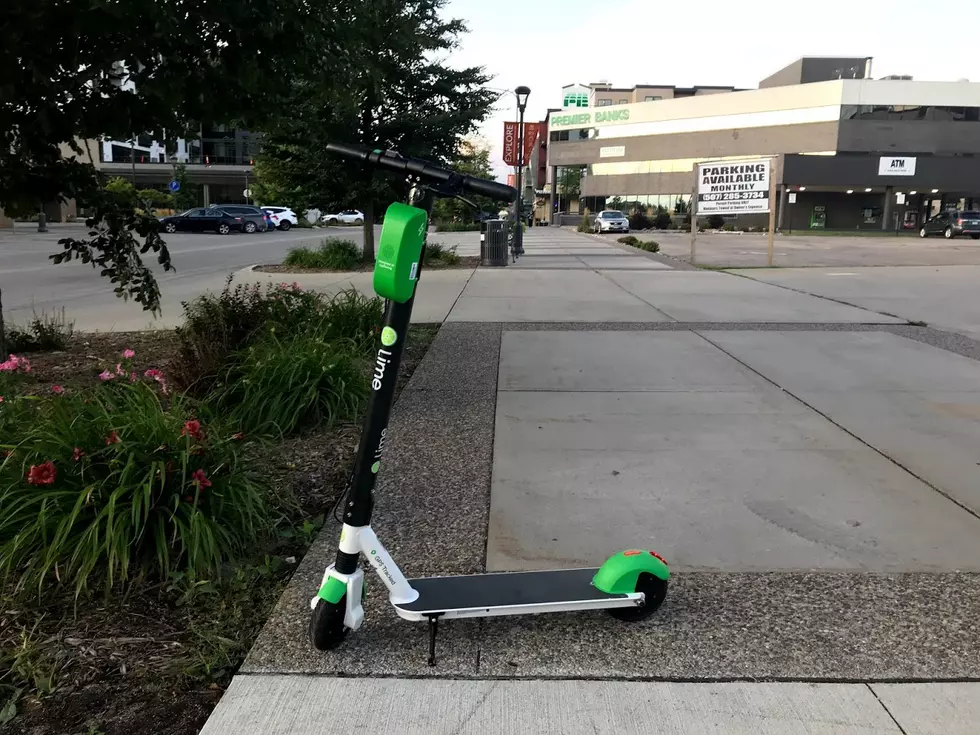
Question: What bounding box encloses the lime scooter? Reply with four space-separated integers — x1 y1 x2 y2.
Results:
309 143 670 664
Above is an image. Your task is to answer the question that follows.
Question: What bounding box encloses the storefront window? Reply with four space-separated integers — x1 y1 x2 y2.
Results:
840 104 980 121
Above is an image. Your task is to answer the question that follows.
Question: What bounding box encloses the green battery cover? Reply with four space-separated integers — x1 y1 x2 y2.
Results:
373 202 427 303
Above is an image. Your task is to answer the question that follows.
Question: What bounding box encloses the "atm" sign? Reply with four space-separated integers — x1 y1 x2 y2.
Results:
878 156 917 176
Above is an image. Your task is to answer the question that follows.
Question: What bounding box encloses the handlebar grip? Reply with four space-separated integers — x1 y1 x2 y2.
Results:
464 176 517 204
325 142 372 162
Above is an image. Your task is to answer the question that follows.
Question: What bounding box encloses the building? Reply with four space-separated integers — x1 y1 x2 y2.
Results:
547 57 980 231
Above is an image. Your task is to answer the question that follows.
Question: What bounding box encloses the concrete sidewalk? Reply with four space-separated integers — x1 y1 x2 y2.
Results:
200 229 980 734
202 677 980 734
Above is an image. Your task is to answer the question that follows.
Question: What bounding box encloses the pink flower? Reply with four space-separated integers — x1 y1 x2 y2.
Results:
2 355 31 373
291 281 302 291
181 419 204 442
191 469 212 489
0 396 4 403
105 431 120 445
27 460 57 486
122 349 135 359
115 363 124 376
51 385 64 394
72 447 85 461
144 368 163 379
99 370 114 381
129 372 138 383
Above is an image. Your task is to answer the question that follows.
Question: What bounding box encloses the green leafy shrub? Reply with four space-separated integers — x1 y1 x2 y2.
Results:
209 332 369 437
653 211 672 229
434 221 480 232
0 381 273 596
629 211 653 230
617 235 639 246
425 242 461 266
282 238 360 270
577 216 592 232
6 309 74 353
722 223 736 232
634 241 660 253
172 281 382 396
707 214 725 229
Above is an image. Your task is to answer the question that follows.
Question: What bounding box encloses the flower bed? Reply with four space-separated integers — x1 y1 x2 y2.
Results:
0 285 439 734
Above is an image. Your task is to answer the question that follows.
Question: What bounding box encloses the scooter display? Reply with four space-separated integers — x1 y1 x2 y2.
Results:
309 143 670 664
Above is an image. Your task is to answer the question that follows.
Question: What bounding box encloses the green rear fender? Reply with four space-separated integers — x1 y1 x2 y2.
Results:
317 574 347 604
592 549 670 595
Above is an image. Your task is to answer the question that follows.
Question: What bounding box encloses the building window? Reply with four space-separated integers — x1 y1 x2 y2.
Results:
549 130 570 142
618 99 628 105
597 99 612 107
840 104 980 121
644 95 663 101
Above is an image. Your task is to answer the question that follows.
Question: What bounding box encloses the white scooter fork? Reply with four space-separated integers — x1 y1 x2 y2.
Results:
311 524 419 630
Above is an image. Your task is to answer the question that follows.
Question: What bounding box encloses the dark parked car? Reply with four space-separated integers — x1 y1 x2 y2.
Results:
160 208 243 235
919 210 980 239
209 204 268 233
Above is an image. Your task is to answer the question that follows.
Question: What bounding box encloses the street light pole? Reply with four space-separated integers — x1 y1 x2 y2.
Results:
514 85 530 256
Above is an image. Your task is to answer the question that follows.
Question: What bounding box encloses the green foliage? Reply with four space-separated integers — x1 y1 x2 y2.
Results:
210 333 369 437
722 223 736 231
431 140 496 224
105 177 136 198
629 211 652 230
137 188 175 210
653 209 672 230
434 221 481 232
617 236 659 253
424 242 460 266
282 239 360 270
6 309 74 353
171 163 200 211
0 381 274 596
617 235 639 246
577 216 593 233
172 280 382 395
254 0 497 261
674 198 690 215
557 166 585 199
707 214 726 229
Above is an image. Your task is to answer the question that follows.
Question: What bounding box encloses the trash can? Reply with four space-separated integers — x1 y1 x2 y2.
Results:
480 219 508 267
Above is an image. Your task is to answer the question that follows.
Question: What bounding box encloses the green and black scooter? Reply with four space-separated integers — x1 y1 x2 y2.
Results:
309 143 670 664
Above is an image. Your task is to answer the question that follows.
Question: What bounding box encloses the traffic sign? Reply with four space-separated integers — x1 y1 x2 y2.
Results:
169 180 180 192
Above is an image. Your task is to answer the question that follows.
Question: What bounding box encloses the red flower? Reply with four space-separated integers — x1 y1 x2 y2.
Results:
232 432 244 441
181 419 204 442
105 431 120 445
72 447 85 461
191 469 212 489
27 461 57 486
51 385 65 395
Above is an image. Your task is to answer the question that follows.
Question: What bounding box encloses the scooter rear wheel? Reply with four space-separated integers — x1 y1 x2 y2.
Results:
607 572 668 622
309 597 350 650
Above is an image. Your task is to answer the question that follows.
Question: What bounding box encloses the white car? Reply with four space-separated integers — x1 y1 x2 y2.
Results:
593 210 630 234
262 206 298 231
321 209 365 225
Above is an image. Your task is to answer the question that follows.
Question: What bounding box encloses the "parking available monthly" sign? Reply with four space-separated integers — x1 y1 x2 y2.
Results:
696 159 771 215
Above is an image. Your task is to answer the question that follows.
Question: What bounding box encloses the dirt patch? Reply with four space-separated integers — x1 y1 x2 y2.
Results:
254 257 478 274
1 325 440 735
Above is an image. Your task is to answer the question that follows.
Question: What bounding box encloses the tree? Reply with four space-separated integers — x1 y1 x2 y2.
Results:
255 0 496 262
1 0 346 313
170 163 200 212
431 139 495 223
556 166 585 203
674 198 690 215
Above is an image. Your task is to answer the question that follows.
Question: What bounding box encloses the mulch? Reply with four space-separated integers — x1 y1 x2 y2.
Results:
2 325 439 735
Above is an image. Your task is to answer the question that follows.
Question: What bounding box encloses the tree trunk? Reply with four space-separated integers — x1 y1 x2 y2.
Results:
362 199 375 263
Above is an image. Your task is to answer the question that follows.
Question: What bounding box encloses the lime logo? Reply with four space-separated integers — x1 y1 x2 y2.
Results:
381 327 397 347
371 549 376 555
371 461 380 473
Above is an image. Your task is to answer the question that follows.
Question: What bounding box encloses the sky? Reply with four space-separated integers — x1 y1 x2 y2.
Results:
442 0 980 179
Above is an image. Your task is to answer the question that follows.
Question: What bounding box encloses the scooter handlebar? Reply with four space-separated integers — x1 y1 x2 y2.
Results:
325 142 517 204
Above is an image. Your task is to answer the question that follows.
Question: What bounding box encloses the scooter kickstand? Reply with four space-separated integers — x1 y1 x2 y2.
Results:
427 615 441 667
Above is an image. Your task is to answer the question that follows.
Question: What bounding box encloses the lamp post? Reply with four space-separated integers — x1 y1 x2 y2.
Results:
514 85 530 255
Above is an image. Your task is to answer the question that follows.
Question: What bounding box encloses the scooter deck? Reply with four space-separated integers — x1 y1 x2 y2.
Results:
393 567 630 617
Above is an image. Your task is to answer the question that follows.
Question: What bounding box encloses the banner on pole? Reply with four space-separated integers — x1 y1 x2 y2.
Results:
521 123 541 165
502 122 519 166
696 159 771 215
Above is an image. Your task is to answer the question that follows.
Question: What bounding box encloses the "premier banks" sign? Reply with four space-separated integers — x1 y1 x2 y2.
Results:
696 159 771 215
550 109 630 128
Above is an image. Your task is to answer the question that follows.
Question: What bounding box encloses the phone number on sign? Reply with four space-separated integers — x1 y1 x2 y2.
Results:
700 191 767 202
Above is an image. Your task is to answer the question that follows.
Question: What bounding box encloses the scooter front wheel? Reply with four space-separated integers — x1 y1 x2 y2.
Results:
309 597 350 650
607 572 668 622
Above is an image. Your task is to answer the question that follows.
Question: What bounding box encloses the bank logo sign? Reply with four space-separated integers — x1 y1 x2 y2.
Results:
550 109 630 129
878 156 916 176
696 159 771 215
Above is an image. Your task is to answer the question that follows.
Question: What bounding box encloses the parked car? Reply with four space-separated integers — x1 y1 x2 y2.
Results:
209 204 268 233
160 208 243 235
919 210 980 239
321 209 364 225
593 210 630 234
262 206 298 230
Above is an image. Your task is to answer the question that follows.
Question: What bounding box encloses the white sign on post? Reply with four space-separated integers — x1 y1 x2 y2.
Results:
878 156 916 176
696 159 771 215
788 192 797 203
